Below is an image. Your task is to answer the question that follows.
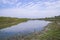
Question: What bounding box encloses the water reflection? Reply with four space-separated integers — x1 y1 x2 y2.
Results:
0 20 50 40
1 20 60 40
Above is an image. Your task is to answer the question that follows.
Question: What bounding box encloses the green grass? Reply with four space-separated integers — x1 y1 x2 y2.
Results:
0 17 28 29
39 21 60 40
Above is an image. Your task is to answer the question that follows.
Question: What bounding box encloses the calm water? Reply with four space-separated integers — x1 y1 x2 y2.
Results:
0 20 50 39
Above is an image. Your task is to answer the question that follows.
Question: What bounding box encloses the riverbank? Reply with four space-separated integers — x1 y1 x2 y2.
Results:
39 21 60 40
0 17 28 29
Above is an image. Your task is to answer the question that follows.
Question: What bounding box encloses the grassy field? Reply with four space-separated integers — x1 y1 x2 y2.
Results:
0 17 28 29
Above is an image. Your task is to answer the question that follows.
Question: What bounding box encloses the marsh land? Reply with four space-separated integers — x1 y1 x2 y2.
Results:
0 16 60 40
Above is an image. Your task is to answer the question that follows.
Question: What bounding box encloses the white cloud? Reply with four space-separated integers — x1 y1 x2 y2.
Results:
18 2 35 9
0 0 60 18
16 2 22 8
1 0 18 4
0 8 39 18
44 1 60 9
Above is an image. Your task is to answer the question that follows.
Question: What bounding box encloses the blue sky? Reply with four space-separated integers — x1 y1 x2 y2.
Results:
0 0 60 18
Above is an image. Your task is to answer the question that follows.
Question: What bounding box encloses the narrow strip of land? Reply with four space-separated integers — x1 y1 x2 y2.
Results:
0 17 28 29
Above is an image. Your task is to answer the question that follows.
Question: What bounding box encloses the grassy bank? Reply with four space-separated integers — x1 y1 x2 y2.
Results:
0 17 28 29
39 21 60 40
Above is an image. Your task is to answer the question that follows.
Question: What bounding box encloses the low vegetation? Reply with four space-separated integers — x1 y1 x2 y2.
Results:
0 17 28 29
42 16 60 21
